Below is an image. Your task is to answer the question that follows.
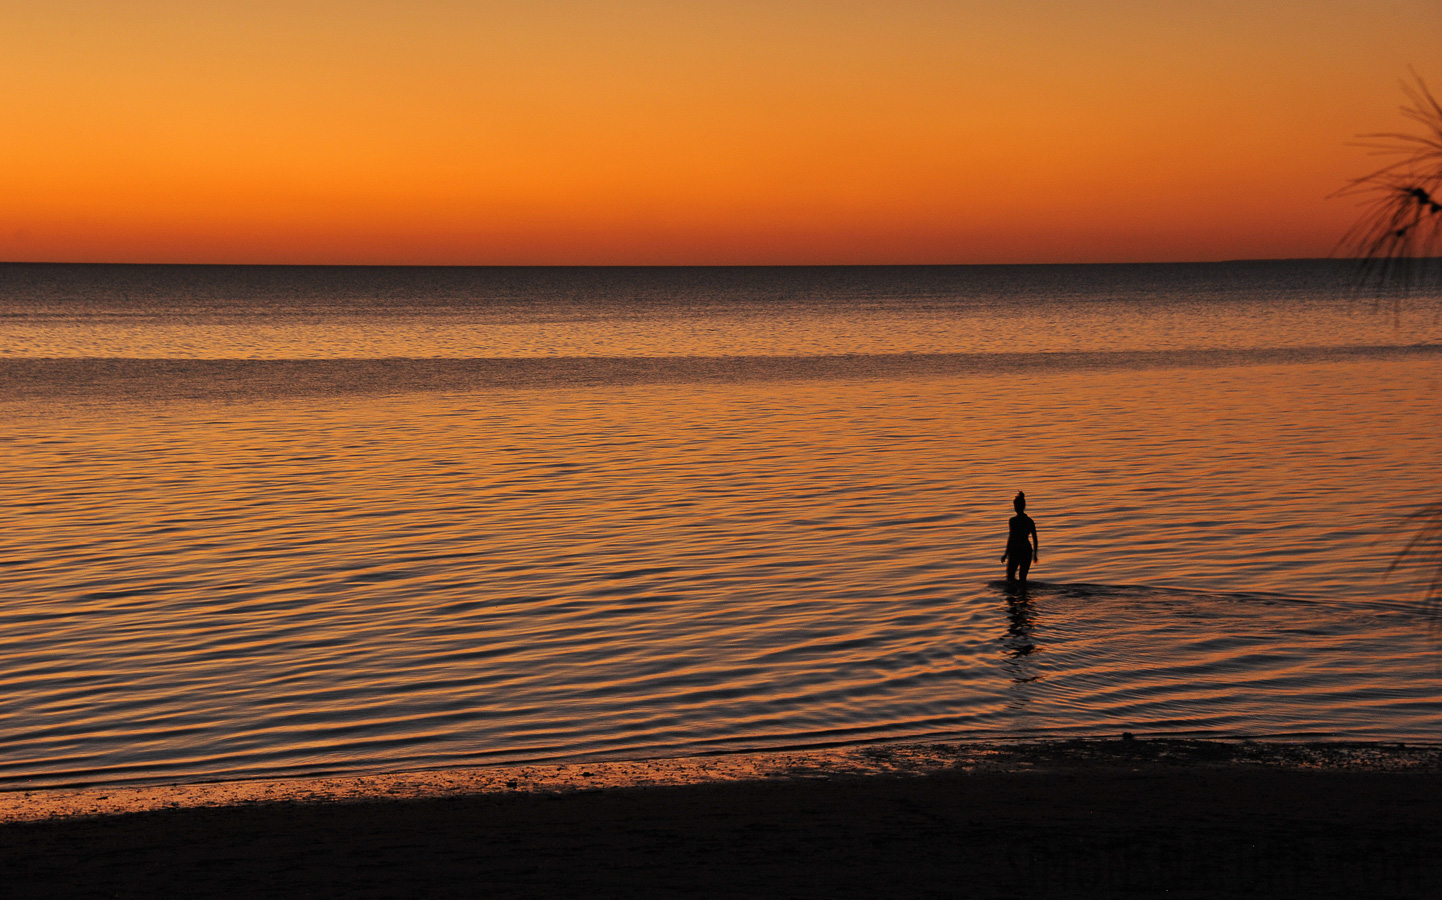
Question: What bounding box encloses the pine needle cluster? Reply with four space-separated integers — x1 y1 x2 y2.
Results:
1336 70 1442 610
1335 70 1442 291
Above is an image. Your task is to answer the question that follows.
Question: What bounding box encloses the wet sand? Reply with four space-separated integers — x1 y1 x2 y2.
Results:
4 739 1441 898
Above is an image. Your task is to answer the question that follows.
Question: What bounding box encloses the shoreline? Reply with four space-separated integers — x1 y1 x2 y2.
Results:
6 738 1442 898
4 736 1438 823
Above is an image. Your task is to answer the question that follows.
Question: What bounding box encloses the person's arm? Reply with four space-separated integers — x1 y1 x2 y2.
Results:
1030 522 1039 560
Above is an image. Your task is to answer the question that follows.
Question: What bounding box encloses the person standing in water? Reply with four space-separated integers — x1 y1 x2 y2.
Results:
1001 491 1039 583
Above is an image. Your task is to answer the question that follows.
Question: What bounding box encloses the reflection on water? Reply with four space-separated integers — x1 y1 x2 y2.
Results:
998 582 1042 724
1000 583 1039 664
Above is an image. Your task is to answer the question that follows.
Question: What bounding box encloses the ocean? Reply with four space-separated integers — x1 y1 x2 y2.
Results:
1 261 1438 790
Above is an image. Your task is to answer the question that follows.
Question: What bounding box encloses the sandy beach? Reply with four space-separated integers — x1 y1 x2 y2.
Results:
4 738 1440 898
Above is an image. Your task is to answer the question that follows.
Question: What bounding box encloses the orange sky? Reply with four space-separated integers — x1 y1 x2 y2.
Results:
3 1 1440 265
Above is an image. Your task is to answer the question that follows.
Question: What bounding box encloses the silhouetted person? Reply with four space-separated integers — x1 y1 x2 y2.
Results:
1001 491 1038 583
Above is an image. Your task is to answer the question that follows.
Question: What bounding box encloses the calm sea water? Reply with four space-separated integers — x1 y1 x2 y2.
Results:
1 261 1439 789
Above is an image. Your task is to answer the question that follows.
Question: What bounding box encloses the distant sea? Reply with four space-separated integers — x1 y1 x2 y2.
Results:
1 261 1438 790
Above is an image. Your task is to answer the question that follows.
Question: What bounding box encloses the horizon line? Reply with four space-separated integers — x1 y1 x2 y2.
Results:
0 257 1374 270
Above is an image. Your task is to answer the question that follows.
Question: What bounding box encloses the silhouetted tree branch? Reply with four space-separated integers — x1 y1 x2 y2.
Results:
1336 70 1442 610
1389 502 1442 612
1335 69 1442 291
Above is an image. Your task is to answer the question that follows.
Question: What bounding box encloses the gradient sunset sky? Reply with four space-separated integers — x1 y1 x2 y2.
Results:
4 1 1440 265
